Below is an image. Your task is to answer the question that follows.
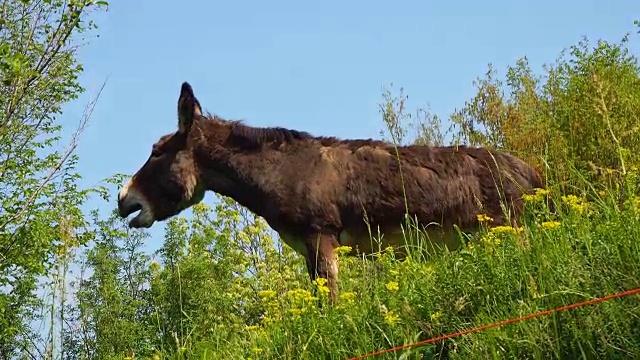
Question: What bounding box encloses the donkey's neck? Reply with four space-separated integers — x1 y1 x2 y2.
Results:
200 148 287 228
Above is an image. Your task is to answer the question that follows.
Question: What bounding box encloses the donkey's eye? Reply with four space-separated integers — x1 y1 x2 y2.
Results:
151 147 162 158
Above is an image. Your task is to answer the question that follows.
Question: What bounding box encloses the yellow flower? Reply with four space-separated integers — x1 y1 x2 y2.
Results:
312 278 331 297
313 277 328 287
338 291 356 304
385 281 399 292
251 347 263 354
490 225 518 235
334 245 353 256
430 311 442 321
482 232 501 247
477 214 494 223
317 285 330 296
257 289 276 300
561 195 587 214
286 288 318 303
598 190 606 196
390 269 399 276
289 308 303 316
523 188 550 203
384 310 400 326
534 188 550 197
541 221 561 230
246 325 260 331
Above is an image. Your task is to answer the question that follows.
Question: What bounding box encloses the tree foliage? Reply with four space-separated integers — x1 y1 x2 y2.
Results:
442 34 640 194
0 0 108 357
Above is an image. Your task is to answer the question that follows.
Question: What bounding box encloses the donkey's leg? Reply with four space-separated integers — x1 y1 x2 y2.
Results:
304 232 340 304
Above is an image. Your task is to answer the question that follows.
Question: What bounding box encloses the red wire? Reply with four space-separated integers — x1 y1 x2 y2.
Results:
348 286 640 359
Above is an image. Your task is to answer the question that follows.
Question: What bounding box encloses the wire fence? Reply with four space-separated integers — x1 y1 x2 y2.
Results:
347 286 640 359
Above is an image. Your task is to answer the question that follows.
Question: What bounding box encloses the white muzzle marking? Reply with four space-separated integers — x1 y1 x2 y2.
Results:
118 179 155 228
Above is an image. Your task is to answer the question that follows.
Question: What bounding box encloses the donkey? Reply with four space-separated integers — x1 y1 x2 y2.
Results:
117 82 547 304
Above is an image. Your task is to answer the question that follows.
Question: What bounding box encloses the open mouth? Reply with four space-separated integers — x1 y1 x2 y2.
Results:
120 202 142 218
118 199 154 228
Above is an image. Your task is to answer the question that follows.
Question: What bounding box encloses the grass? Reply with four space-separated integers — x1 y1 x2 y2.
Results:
142 178 640 360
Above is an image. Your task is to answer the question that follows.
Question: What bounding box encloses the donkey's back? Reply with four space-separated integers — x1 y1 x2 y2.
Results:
312 143 543 253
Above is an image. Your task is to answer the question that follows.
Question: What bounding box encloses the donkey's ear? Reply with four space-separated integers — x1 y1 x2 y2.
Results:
177 82 203 134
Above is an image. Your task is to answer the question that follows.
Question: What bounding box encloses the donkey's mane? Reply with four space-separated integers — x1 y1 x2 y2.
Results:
229 121 314 149
202 113 389 150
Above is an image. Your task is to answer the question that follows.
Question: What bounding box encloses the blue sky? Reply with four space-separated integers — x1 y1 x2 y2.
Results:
59 0 640 255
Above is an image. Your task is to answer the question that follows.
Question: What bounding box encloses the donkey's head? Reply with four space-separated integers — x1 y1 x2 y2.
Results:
117 82 211 228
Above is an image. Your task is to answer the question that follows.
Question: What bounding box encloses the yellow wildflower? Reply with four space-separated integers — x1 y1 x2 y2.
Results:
477 214 494 223
482 232 501 247
317 285 330 296
313 277 327 287
490 225 517 235
251 347 263 354
561 194 587 214
541 221 561 230
289 308 303 316
334 245 353 256
313 278 330 297
339 291 356 304
523 188 550 203
535 188 550 197
384 310 400 326
246 325 260 331
257 289 276 300
390 269 399 276
430 311 442 321
286 288 318 303
386 281 399 292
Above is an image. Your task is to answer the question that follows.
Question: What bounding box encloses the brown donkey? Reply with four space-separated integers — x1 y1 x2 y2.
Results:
117 82 547 303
